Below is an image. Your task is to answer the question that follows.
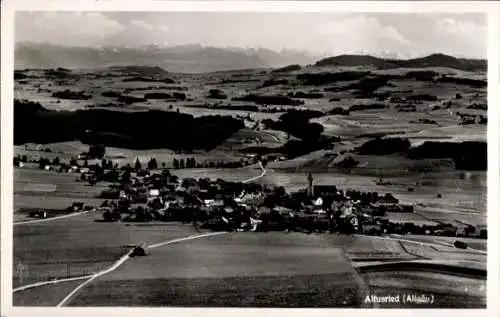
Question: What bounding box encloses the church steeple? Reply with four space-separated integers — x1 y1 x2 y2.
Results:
307 172 314 197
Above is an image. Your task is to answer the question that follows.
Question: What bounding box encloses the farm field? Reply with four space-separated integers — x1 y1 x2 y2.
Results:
13 168 108 221
12 45 488 309
169 164 486 226
11 228 481 307
172 166 264 182
12 200 486 307
381 212 437 226
15 142 242 168
13 278 92 306
59 232 420 306
362 271 486 308
252 169 486 217
395 234 487 251
13 212 202 288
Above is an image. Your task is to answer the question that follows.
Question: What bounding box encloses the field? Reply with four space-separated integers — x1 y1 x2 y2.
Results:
12 57 488 308
13 168 108 222
13 212 202 288
14 216 486 307
362 271 486 308
253 169 486 225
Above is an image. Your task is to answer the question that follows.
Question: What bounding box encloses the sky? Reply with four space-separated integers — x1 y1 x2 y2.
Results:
14 11 487 58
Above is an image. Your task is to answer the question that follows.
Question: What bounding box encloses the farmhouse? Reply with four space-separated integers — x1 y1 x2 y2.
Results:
375 193 399 205
313 185 338 197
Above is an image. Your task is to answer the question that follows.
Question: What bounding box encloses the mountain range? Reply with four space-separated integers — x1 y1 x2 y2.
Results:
15 42 486 73
15 42 323 73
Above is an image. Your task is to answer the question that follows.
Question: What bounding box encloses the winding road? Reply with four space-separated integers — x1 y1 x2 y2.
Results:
14 210 92 226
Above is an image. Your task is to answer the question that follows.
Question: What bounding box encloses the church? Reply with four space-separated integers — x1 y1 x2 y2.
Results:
306 172 340 198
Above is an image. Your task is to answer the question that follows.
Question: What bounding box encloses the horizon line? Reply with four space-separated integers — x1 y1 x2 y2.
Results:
14 41 486 61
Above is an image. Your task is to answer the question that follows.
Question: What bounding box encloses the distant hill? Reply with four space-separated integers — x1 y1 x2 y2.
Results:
107 65 170 76
314 53 486 72
271 64 302 73
14 42 320 73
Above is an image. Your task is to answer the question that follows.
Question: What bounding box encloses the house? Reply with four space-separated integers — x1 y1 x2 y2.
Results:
377 193 399 205
400 205 414 213
434 224 457 236
479 225 487 238
312 197 323 207
148 189 160 197
14 160 24 168
470 224 487 238
313 185 338 197
361 219 383 235
272 206 293 215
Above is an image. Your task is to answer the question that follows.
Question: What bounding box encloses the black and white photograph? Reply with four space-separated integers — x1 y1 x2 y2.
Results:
2 1 499 314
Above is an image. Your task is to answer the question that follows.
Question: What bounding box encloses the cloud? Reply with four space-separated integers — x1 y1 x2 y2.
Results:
130 20 170 33
15 12 485 58
130 20 154 31
33 12 125 40
158 25 170 33
433 17 486 58
436 17 485 37
317 15 412 46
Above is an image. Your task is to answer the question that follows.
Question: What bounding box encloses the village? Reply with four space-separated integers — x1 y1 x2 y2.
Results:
13 148 487 240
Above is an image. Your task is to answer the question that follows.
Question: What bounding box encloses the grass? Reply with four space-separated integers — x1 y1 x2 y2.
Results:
400 235 486 251
12 65 488 308
68 232 367 307
382 212 438 225
64 232 485 307
16 141 241 168
342 235 415 260
13 278 92 306
363 271 486 308
259 164 486 218
13 212 200 288
14 168 108 214
68 274 362 307
172 166 263 182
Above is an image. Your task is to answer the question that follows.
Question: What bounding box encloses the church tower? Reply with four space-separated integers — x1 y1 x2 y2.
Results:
307 172 314 197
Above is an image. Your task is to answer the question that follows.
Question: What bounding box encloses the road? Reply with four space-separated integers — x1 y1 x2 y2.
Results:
242 161 266 183
13 210 92 226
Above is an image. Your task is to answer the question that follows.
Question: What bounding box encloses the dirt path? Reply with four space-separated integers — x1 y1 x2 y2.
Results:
242 162 266 183
13 210 92 226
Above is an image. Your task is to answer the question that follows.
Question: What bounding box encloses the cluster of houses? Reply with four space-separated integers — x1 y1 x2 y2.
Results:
90 164 485 238
14 150 486 239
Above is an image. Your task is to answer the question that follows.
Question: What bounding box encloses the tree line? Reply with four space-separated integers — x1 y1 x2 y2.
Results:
173 157 251 169
14 99 245 151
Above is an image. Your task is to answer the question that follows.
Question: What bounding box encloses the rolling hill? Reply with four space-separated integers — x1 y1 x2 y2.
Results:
314 53 486 72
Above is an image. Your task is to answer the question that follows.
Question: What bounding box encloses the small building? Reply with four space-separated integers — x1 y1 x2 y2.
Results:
470 224 487 238
313 185 338 197
376 193 399 205
14 161 24 168
148 189 160 198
